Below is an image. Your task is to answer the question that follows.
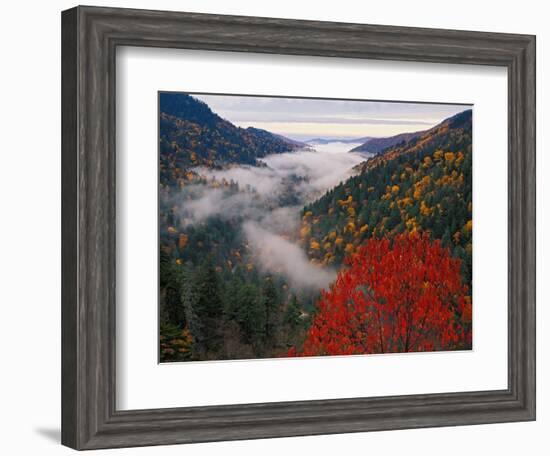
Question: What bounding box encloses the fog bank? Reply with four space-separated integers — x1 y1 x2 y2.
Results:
243 221 336 290
173 143 364 291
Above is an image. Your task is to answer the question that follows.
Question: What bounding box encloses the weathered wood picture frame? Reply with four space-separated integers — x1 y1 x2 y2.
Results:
61 5 536 450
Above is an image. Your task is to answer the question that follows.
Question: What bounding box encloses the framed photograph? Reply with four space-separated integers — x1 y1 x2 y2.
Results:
61 5 536 450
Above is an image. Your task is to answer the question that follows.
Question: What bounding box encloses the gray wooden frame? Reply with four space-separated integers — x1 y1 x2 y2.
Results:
61 5 536 450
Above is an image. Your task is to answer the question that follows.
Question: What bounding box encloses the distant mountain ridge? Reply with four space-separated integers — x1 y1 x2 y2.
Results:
307 137 372 145
159 93 305 187
354 109 472 173
350 129 428 155
246 127 309 149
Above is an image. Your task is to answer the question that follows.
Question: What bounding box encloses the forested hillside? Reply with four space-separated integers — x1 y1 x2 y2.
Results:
160 93 305 190
159 93 314 362
299 110 472 279
290 109 473 356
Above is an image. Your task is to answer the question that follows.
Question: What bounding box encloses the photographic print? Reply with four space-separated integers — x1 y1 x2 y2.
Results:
159 92 473 362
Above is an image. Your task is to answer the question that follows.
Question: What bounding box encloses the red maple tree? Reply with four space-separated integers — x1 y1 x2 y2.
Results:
290 232 472 357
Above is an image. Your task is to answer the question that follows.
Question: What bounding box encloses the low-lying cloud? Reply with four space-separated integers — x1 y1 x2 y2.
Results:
262 143 364 195
178 189 257 225
196 143 365 201
172 143 364 290
243 221 336 290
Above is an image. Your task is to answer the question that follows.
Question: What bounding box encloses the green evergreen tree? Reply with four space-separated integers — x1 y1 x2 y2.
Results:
194 256 223 352
159 252 185 327
235 283 266 348
180 267 201 356
284 295 302 329
263 277 280 345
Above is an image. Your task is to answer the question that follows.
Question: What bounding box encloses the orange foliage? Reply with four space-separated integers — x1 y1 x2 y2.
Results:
291 233 471 356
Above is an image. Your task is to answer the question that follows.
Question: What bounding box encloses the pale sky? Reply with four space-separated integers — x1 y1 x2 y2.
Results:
193 93 470 141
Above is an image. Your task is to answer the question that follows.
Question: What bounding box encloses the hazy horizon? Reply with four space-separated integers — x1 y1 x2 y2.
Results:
190 93 470 142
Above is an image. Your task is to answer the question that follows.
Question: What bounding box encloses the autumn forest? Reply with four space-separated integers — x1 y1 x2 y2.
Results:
159 93 473 362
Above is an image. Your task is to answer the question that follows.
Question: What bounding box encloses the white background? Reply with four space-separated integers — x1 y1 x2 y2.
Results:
117 47 507 410
0 0 547 455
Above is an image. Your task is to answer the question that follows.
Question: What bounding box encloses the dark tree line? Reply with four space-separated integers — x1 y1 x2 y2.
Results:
160 251 307 362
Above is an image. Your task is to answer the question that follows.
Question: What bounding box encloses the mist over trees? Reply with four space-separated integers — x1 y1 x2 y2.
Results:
158 93 473 362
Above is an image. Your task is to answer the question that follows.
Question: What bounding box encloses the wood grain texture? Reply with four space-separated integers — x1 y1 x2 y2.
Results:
61 7 78 449
61 5 536 450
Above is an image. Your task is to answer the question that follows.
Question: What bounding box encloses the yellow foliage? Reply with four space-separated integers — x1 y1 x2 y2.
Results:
391 184 399 194
444 152 455 163
464 220 473 233
337 195 353 206
335 237 344 246
300 225 311 238
310 240 321 250
405 218 417 231
413 175 431 199
345 243 354 254
345 221 356 233
420 201 432 216
398 197 413 208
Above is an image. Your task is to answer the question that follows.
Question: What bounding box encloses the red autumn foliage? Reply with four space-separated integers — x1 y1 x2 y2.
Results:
291 232 472 357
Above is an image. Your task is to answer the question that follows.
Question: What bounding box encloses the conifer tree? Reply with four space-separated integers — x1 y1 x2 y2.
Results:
193 256 223 352
284 295 302 330
263 278 280 345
